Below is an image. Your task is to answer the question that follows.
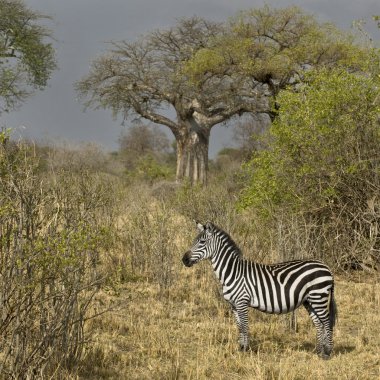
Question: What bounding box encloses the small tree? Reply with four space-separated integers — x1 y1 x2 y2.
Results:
119 123 170 157
0 0 56 113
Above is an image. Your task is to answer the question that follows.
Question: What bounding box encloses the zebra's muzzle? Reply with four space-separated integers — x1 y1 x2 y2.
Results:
182 251 194 267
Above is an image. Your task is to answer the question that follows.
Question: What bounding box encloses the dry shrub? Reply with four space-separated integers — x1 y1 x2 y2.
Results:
252 203 380 271
0 134 119 378
117 185 188 294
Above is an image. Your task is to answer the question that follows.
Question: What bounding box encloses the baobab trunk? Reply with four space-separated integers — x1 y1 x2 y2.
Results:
176 122 209 185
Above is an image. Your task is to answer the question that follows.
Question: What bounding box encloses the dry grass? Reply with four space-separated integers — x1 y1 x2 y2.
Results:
77 264 380 380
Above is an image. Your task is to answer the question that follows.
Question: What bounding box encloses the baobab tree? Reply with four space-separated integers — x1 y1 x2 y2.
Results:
76 7 364 184
76 17 269 184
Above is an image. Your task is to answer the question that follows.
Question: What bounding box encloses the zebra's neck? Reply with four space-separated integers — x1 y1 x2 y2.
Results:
210 243 243 285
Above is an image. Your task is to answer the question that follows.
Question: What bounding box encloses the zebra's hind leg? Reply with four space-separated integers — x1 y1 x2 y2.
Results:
231 302 249 351
303 297 333 359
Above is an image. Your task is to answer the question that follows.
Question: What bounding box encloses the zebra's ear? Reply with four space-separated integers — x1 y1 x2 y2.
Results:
195 220 205 232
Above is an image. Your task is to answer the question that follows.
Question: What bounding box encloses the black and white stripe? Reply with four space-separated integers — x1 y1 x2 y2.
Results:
182 221 337 359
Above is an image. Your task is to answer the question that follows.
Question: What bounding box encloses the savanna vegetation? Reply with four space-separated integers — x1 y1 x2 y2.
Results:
1 1 379 379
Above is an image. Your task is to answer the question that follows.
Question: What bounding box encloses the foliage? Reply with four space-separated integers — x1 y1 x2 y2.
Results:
124 154 174 184
239 67 380 267
185 6 370 111
0 0 56 112
240 68 380 210
0 132 117 378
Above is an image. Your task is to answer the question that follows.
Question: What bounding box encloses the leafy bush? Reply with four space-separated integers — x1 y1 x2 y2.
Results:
239 68 380 268
125 154 174 184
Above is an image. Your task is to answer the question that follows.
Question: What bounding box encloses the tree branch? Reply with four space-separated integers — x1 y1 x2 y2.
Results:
129 97 179 134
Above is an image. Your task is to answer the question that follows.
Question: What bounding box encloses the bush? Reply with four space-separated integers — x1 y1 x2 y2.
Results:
0 132 117 378
239 68 380 269
125 154 174 184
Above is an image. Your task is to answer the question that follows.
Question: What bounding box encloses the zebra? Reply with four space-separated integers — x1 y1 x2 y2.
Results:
182 221 337 359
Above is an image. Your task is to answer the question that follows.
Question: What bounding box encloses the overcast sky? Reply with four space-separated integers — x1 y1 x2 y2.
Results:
2 0 379 157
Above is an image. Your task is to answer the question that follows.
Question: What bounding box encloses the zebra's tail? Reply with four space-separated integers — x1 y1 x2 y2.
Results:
329 284 337 329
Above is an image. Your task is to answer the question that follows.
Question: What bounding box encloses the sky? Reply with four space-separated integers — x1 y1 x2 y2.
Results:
2 0 379 157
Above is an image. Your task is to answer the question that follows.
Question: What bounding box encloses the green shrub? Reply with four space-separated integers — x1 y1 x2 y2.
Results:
239 68 380 268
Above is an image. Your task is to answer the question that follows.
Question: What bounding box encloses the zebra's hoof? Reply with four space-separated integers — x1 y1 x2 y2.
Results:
319 352 331 360
239 344 249 352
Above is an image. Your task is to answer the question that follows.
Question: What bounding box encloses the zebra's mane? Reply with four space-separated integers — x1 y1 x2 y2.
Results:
209 223 243 258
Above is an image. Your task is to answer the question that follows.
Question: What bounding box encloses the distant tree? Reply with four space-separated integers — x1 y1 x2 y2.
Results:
119 123 170 157
118 123 173 182
77 7 366 184
213 147 243 173
0 0 56 113
232 115 270 159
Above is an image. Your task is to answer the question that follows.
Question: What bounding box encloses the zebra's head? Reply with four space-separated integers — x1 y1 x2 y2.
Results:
182 221 215 267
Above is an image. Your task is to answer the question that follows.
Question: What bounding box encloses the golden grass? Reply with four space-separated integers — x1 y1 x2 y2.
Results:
78 265 380 380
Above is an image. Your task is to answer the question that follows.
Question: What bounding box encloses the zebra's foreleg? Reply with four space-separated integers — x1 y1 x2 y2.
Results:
231 303 249 351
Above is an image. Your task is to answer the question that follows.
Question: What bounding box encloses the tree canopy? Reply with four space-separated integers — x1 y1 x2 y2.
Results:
185 6 369 117
0 0 56 113
77 6 371 184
